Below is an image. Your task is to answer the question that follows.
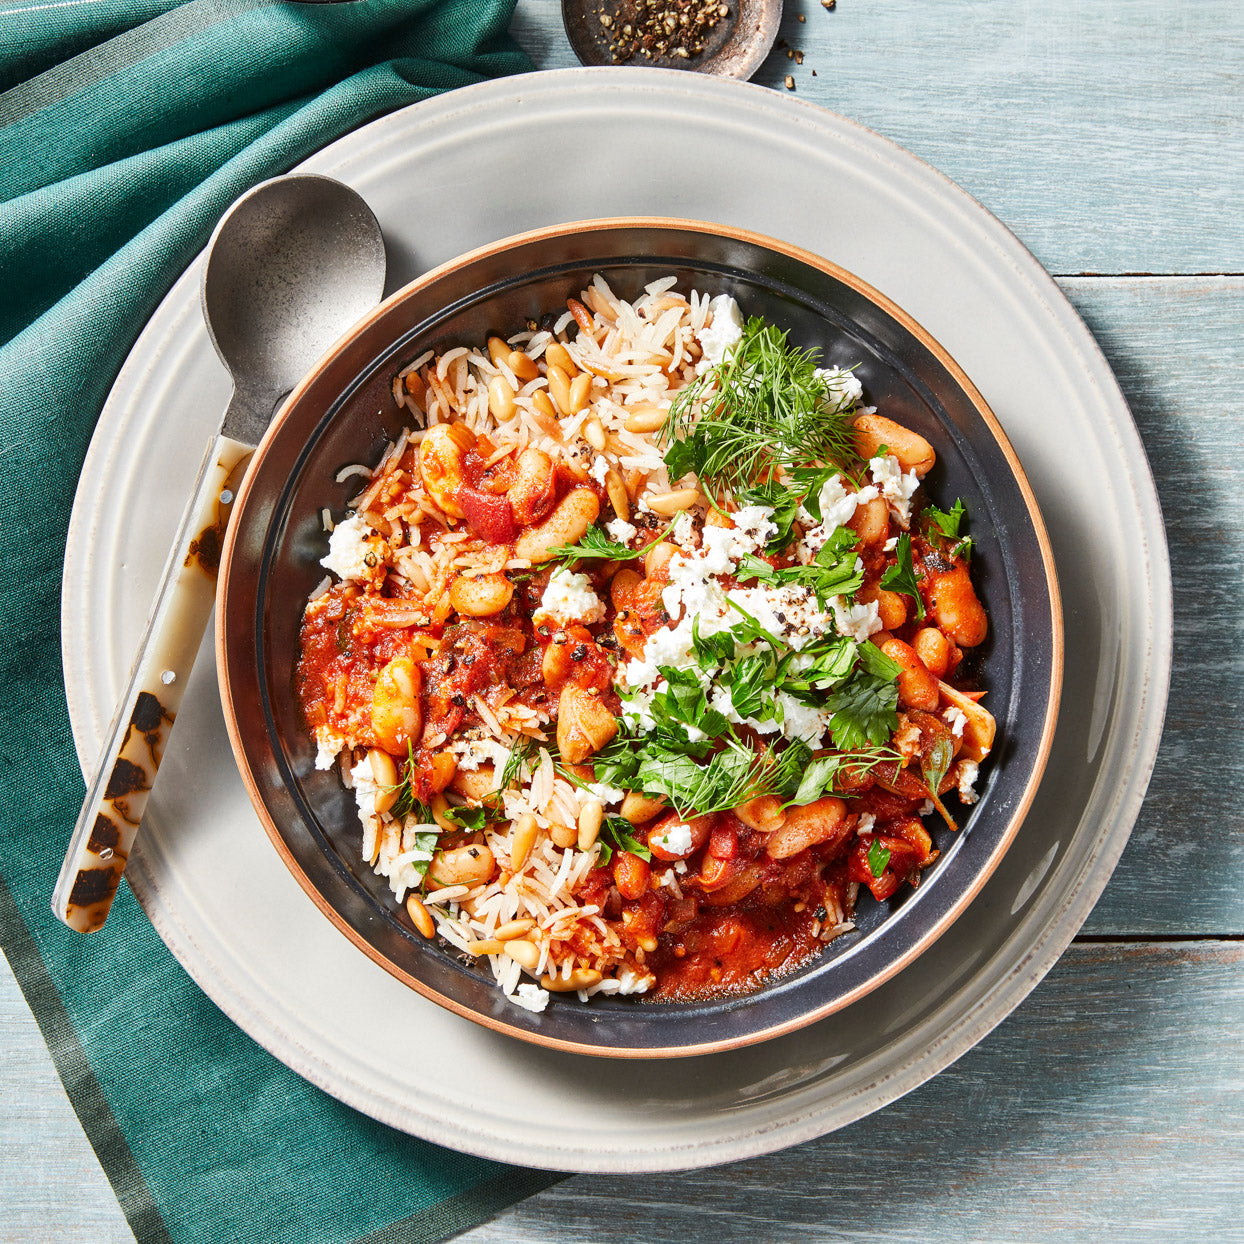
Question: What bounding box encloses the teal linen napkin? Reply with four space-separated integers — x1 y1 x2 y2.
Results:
0 4 562 1241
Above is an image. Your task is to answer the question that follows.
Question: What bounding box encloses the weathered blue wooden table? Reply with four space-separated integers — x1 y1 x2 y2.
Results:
3 0 1241 1238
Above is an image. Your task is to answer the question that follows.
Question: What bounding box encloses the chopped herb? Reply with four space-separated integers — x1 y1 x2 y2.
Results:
921 734 955 799
441 804 498 831
547 519 675 564
867 837 891 877
821 671 900 751
879 532 926 620
949 536 975 562
737 525 862 607
660 319 860 497
924 498 966 539
599 816 651 863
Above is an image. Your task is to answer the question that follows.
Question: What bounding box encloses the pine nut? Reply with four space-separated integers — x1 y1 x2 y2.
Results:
404 371 427 401
583 414 607 452
487 374 516 421
507 349 540 382
647 488 701 515
637 936 658 953
569 372 592 414
405 894 435 938
494 918 536 941
577 799 604 850
605 469 630 521
549 821 578 849
467 938 505 956
547 364 573 416
530 390 561 431
624 404 665 434
545 341 577 375
510 813 539 870
567 298 594 332
541 969 602 992
504 939 541 972
487 336 510 366
621 791 666 824
368 748 398 815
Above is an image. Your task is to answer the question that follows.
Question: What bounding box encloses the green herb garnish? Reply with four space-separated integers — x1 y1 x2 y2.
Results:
924 498 966 539
546 519 675 565
821 670 900 751
867 837 891 878
879 532 926 620
595 816 652 868
660 319 860 498
736 525 862 607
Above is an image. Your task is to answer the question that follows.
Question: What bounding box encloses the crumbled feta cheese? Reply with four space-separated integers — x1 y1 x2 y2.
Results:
615 966 653 995
957 759 980 804
590 454 611 485
944 707 968 738
314 726 348 770
776 692 836 748
606 518 637 544
539 566 606 625
815 366 864 408
510 983 550 1013
696 294 744 368
671 510 696 548
797 478 878 559
883 535 898 552
320 513 378 581
856 812 876 836
869 454 920 524
448 735 512 773
573 780 626 810
349 755 381 822
650 821 694 856
830 595 883 642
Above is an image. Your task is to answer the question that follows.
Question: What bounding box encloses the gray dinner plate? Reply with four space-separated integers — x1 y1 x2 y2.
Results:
62 69 1169 1171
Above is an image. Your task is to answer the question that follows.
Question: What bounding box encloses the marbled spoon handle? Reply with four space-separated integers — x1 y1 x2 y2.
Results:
53 434 253 932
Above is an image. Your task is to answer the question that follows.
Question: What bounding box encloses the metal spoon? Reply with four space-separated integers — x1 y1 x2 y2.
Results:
53 173 387 932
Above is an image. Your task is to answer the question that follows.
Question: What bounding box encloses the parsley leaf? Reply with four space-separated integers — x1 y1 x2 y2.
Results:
822 671 900 750
924 498 966 539
867 837 891 877
598 816 652 865
736 526 862 607
547 520 675 564
879 532 926 620
441 804 498 831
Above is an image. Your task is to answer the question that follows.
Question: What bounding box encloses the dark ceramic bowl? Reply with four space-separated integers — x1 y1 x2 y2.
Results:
216 219 1062 1058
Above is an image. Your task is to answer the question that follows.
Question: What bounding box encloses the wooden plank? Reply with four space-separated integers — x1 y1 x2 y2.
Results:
511 0 1244 276
1058 277 1244 936
453 940 1244 1243
0 953 133 1244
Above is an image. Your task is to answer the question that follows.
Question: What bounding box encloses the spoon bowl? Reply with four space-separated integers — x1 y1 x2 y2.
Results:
203 175 388 443
53 173 386 933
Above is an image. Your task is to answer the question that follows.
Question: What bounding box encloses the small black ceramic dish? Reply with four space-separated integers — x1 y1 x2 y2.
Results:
217 219 1061 1059
561 0 781 78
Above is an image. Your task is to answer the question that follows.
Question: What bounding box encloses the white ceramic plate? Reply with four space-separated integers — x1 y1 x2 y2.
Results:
62 69 1170 1173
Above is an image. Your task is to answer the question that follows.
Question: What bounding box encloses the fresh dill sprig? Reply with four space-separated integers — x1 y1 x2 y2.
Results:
660 319 860 499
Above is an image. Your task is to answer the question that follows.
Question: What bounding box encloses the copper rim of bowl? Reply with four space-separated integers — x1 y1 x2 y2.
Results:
216 216 1063 1059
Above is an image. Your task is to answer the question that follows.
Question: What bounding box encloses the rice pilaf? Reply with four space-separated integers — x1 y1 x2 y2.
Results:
296 275 995 1013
